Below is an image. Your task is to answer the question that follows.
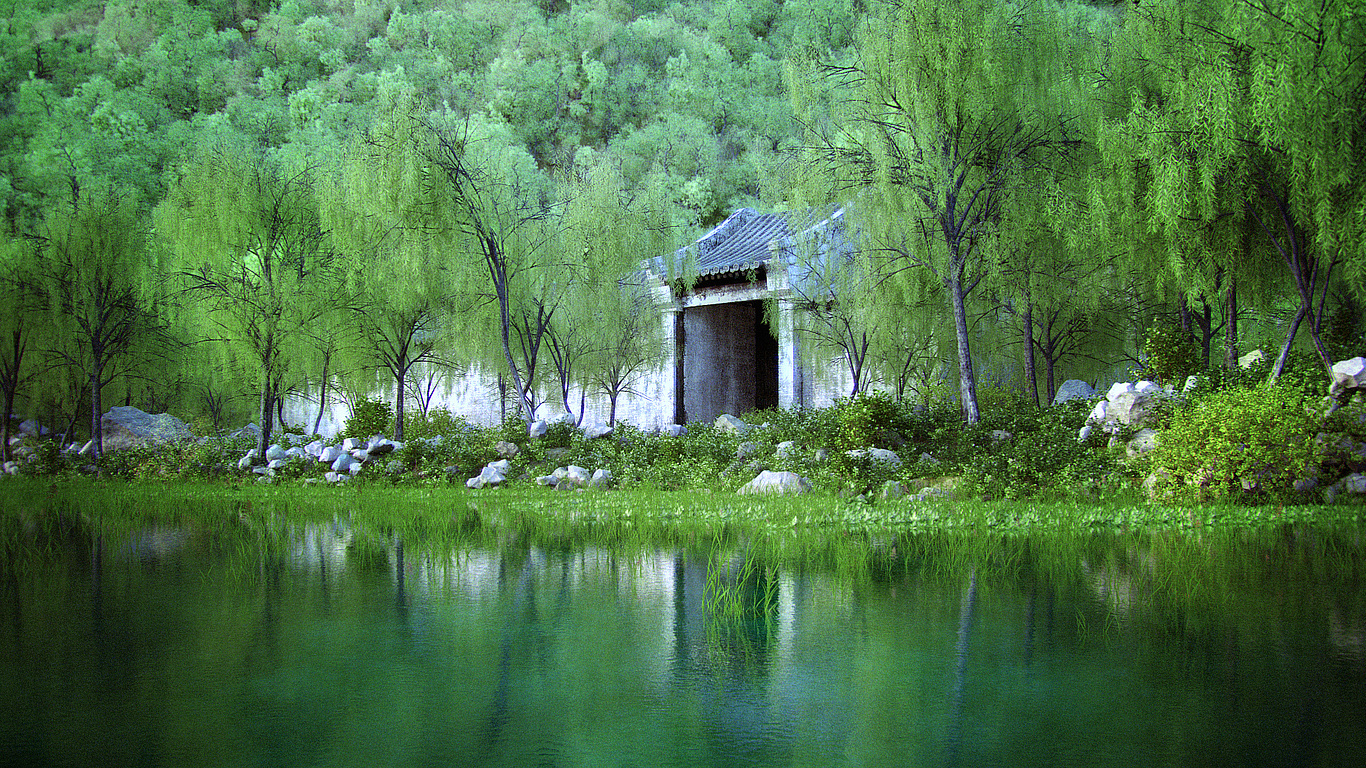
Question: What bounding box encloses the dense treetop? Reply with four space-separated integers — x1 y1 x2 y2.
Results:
1 0 860 230
0 0 1362 441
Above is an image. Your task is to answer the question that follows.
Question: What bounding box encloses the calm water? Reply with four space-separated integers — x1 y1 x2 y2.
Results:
2 518 1364 767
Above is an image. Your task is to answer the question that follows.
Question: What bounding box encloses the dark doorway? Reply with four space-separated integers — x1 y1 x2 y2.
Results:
680 299 780 423
748 300 779 411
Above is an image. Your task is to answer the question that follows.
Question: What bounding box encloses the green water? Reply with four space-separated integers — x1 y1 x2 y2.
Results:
2 517 1364 767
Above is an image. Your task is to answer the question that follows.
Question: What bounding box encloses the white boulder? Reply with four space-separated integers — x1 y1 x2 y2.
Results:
738 470 812 495
584 421 613 439
1052 380 1096 405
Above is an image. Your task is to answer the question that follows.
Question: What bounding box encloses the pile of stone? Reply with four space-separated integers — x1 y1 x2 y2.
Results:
240 434 401 484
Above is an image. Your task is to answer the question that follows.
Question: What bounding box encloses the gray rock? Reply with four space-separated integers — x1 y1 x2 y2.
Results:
331 453 357 473
350 449 370 463
662 424 687 437
588 468 612 489
303 439 325 458
775 441 797 458
737 441 763 460
1077 424 1094 443
715 414 749 435
584 421 613 439
563 465 591 488
100 406 194 451
535 474 558 487
879 480 906 500
1239 349 1266 369
918 452 939 466
318 445 341 464
266 459 287 470
495 440 520 459
265 444 287 462
341 437 361 452
466 463 507 489
252 466 275 477
367 439 397 457
324 471 350 484
738 470 812 495
529 419 549 439
1052 380 1096 405
229 423 261 441
846 448 902 467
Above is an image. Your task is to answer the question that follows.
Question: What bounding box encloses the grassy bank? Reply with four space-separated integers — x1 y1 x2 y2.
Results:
4 478 1363 542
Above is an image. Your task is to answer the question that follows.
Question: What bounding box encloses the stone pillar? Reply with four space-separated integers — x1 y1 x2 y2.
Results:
660 304 684 426
768 239 803 410
776 297 803 410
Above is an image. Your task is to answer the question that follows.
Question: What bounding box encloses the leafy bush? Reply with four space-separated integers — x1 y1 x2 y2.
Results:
1142 323 1203 386
404 408 478 442
1147 384 1322 502
343 398 394 440
831 391 900 451
958 400 1110 500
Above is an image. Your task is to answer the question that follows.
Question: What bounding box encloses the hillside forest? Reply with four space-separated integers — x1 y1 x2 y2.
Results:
1 0 1363 459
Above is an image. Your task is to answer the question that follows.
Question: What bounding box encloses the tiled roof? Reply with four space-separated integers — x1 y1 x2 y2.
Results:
652 208 794 280
650 206 853 286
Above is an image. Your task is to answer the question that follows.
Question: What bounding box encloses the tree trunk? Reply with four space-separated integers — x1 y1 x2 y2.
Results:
90 365 103 459
1224 274 1238 370
1022 296 1038 408
1270 303 1308 383
312 353 330 436
257 379 274 459
1 325 20 463
947 271 980 424
1 386 13 463
394 362 406 441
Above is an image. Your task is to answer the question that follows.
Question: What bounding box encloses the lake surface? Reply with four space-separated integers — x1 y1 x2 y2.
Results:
2 516 1364 767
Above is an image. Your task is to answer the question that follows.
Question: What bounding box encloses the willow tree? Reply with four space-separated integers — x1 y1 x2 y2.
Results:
0 226 47 460
557 157 673 425
156 147 338 457
31 189 164 458
1097 0 1366 382
347 103 558 420
321 107 464 441
789 0 1109 422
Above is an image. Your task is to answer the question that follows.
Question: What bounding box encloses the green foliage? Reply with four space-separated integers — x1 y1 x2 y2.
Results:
342 398 394 440
403 408 478 443
1141 324 1202 386
831 392 899 452
959 402 1119 501
1148 385 1322 502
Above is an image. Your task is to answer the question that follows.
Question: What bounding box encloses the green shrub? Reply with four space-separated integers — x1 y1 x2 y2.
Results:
1142 323 1203 386
343 398 394 440
404 408 478 442
959 400 1108 500
831 391 899 451
1148 384 1322 502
